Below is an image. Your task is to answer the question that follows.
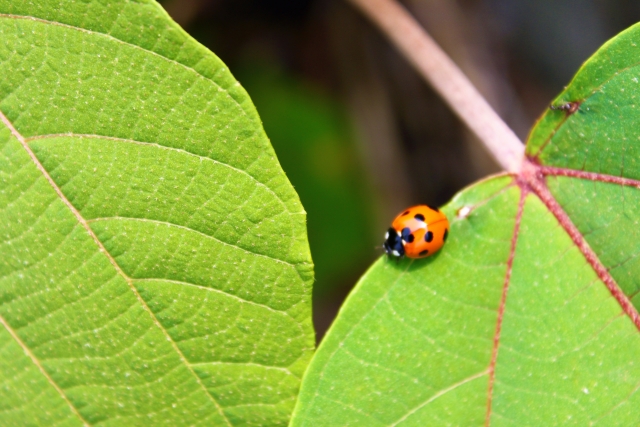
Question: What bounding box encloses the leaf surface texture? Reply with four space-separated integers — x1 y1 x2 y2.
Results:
0 2 314 426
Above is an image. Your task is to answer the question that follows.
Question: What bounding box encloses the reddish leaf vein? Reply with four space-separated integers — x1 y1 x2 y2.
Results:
523 160 640 330
541 165 640 189
485 184 525 426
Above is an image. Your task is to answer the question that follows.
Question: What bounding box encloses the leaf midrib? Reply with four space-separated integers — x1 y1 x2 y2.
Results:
1 12 307 270
528 162 640 327
0 111 234 427
0 314 90 426
483 159 640 426
484 186 525 426
26 132 296 238
25 133 308 280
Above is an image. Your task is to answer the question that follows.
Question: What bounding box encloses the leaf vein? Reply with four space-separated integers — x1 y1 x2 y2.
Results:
0 110 234 427
0 14 249 117
0 314 90 426
389 370 489 427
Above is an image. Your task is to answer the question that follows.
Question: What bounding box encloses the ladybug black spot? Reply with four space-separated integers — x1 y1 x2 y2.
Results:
414 213 425 221
419 250 428 256
425 231 433 243
443 229 449 241
426 204 440 212
402 210 410 216
401 227 414 243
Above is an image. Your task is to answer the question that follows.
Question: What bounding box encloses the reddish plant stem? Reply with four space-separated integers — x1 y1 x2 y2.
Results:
346 0 524 172
484 186 526 426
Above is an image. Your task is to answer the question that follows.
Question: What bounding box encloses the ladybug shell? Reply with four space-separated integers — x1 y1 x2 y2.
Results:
385 205 449 259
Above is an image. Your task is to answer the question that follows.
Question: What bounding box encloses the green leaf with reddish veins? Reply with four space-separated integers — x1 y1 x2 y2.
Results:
291 23 640 427
0 1 314 426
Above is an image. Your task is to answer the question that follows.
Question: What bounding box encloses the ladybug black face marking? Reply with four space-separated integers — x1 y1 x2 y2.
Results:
383 227 405 258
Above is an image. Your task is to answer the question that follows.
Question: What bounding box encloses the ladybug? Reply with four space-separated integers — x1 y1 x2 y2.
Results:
383 205 449 259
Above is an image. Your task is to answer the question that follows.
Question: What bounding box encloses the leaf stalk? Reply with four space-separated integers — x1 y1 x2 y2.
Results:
346 0 524 173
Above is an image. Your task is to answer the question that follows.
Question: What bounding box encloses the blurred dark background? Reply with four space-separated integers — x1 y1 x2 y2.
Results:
160 0 640 341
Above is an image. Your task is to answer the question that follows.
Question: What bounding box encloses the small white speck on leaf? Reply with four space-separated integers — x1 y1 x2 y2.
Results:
457 206 471 219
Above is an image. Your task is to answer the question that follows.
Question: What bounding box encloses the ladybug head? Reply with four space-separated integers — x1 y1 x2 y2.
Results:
383 227 405 258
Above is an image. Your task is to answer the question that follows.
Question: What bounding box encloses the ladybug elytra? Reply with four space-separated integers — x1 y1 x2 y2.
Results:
383 205 449 259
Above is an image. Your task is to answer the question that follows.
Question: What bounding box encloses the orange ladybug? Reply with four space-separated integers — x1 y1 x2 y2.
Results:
383 205 449 259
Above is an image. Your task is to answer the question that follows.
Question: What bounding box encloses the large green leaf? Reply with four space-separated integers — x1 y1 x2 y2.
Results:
0 2 314 426
291 23 640 426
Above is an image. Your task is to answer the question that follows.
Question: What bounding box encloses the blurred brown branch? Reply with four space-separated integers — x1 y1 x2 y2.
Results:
346 0 525 173
329 2 414 231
